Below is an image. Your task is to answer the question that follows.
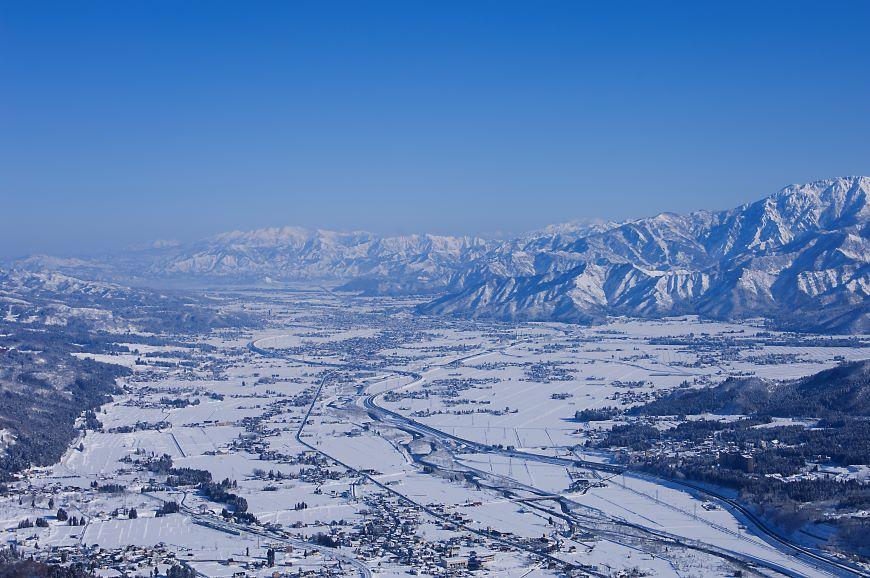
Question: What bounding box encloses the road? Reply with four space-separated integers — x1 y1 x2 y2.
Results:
144 487 372 578
293 371 602 577
362 382 867 578
249 338 869 578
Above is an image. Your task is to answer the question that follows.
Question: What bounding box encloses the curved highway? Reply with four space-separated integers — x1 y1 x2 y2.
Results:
362 388 867 578
249 338 868 578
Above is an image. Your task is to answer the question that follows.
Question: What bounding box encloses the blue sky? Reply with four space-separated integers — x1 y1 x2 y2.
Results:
1 1 869 258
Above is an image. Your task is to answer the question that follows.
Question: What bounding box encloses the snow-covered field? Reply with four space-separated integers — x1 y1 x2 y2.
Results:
3 290 867 578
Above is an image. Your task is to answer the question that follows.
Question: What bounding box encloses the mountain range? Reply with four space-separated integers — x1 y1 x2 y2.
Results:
7 176 869 333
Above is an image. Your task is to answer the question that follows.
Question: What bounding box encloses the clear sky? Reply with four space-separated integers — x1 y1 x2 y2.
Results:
1 1 869 258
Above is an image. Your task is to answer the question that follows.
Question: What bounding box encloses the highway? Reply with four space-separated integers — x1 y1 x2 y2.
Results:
362 386 867 578
249 338 869 578
292 371 602 577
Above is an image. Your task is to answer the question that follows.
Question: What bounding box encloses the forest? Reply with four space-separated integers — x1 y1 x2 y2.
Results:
591 360 870 558
0 326 130 479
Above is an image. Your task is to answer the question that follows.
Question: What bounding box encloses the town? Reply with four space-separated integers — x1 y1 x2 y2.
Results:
1 289 867 578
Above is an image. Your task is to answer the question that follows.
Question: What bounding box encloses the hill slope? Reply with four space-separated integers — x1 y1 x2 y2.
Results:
421 177 870 333
634 359 870 418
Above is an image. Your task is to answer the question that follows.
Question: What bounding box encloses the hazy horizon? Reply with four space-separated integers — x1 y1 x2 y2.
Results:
2 1 869 258
4 175 864 262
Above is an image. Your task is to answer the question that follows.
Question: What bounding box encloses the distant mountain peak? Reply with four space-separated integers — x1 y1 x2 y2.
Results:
9 176 869 333
420 176 870 333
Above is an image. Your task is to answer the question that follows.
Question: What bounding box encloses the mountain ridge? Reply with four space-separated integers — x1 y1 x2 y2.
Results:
7 176 869 333
420 176 869 333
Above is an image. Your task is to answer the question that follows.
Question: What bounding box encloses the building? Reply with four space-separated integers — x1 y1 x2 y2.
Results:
440 557 468 570
719 451 755 473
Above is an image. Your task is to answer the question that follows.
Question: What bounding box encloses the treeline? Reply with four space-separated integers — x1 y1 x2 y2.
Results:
574 406 621 422
165 467 212 487
162 466 252 521
637 452 870 511
595 359 870 560
0 298 238 480
0 339 131 479
600 417 870 470
201 479 248 514
601 422 870 558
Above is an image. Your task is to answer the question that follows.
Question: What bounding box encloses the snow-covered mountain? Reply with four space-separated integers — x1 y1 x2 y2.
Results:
10 176 869 332
421 177 869 333
0 268 254 333
0 269 145 331
158 227 492 293
15 227 493 294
